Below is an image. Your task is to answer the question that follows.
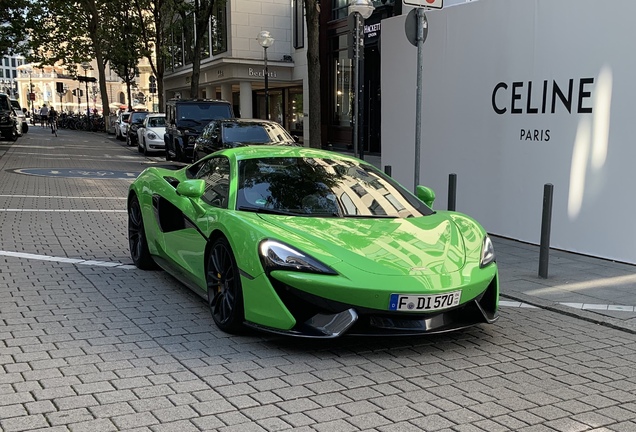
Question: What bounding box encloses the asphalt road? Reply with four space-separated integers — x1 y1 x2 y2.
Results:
1 127 636 432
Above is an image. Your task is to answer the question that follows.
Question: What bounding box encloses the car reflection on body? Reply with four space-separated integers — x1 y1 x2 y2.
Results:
136 113 166 155
127 146 499 338
192 118 299 162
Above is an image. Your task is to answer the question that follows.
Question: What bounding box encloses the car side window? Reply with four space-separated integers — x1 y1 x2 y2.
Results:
195 157 231 208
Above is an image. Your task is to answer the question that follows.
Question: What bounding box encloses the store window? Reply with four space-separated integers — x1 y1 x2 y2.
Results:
211 3 227 55
331 35 353 127
293 0 304 49
287 87 304 139
332 0 349 20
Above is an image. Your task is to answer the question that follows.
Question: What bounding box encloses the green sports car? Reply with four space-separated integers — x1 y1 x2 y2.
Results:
128 146 499 338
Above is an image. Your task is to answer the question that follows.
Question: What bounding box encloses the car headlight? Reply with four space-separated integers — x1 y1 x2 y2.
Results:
259 240 337 275
147 132 157 140
480 235 495 268
188 135 196 143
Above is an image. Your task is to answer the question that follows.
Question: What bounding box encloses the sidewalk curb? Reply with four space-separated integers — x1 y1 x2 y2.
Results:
501 291 636 335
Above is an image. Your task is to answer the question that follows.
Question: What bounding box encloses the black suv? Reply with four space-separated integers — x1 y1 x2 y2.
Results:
0 93 19 141
164 99 234 162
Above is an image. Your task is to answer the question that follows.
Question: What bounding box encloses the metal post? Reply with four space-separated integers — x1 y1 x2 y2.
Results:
384 165 392 176
414 7 425 191
264 46 269 120
538 183 554 279
352 11 361 160
84 71 90 117
29 74 34 122
448 173 457 211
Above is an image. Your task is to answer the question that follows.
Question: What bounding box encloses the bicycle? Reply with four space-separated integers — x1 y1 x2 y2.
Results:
50 117 58 136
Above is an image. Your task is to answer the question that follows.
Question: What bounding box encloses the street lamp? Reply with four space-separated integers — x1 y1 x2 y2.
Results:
257 30 274 120
348 0 374 160
81 62 93 117
23 66 35 121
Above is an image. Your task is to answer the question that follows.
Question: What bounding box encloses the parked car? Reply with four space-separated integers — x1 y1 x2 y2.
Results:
114 112 131 140
10 99 28 133
126 111 149 147
164 99 234 162
127 146 499 337
137 113 166 155
193 118 300 162
0 93 20 141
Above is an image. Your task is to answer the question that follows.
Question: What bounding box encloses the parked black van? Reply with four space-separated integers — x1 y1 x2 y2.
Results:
164 99 234 162
0 93 19 141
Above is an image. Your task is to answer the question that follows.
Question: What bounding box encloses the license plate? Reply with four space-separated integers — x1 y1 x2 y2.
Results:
388 291 461 312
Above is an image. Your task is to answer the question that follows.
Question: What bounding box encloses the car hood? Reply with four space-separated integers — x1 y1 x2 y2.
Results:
145 127 165 134
258 214 468 276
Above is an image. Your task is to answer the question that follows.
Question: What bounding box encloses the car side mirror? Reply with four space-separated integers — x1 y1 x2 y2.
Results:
292 135 300 143
415 185 436 208
176 179 206 198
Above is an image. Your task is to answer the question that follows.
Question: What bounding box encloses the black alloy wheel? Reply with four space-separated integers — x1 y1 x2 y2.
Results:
206 237 244 333
127 195 157 270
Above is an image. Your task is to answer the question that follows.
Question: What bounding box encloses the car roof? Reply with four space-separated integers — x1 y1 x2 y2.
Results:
217 145 363 164
216 118 280 126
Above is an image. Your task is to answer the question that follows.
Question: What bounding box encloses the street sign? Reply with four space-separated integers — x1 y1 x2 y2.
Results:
403 0 442 9
405 8 428 47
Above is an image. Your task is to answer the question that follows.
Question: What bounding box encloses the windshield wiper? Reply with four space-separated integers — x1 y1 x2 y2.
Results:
342 214 398 219
237 206 300 216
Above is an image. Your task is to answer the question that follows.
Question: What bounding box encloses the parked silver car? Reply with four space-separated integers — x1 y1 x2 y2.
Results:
114 112 131 140
10 99 28 133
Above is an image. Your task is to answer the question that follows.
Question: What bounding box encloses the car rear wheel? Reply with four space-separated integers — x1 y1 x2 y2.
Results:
128 195 157 270
206 237 244 334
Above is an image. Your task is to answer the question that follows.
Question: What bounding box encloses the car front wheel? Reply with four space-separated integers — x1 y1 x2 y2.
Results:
206 237 244 334
128 195 157 270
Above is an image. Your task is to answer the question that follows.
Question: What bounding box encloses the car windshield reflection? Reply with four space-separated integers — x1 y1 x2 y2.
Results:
236 157 433 218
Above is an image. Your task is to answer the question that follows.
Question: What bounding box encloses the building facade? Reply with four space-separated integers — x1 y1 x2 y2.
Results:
15 60 156 116
162 0 308 143
1 54 26 100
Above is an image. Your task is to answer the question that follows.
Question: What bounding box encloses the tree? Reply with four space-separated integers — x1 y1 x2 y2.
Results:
0 0 31 56
103 1 145 111
173 0 221 98
305 0 322 148
22 0 113 119
132 0 172 112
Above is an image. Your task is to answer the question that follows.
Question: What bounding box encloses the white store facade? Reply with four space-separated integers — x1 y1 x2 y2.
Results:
381 0 636 264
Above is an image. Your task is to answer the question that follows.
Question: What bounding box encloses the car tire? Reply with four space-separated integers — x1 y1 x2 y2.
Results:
175 142 185 162
125 134 131 146
206 237 245 334
143 138 149 156
137 139 143 153
128 195 157 270
22 123 28 134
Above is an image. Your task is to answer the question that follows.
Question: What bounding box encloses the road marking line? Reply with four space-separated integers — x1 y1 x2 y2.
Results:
0 195 126 199
0 209 126 212
1 251 634 314
0 250 135 269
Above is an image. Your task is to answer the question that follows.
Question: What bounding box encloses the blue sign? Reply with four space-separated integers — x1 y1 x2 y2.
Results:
12 168 141 180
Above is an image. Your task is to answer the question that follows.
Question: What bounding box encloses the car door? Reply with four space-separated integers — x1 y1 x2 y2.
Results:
159 156 231 290
137 117 147 144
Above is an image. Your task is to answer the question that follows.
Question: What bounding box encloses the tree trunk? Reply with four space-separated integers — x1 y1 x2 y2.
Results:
305 0 321 148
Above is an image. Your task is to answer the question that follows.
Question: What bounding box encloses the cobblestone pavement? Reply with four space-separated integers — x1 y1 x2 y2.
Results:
1 128 636 432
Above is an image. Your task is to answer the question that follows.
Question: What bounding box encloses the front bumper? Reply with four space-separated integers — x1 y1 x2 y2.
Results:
243 271 499 338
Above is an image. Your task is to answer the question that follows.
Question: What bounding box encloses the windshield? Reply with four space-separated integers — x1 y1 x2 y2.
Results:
177 103 232 122
10 100 21 110
0 96 10 110
237 157 433 218
148 117 166 127
223 123 292 144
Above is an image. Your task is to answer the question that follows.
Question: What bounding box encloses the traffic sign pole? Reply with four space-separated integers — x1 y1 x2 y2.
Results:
414 7 426 191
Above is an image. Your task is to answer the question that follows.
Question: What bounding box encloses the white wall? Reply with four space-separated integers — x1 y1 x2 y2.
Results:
382 0 636 263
